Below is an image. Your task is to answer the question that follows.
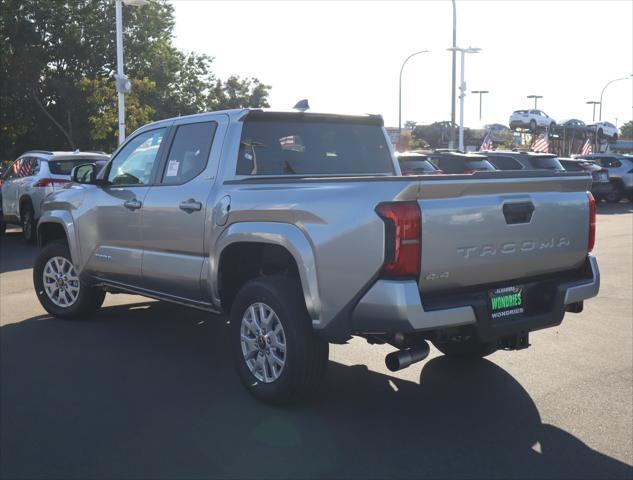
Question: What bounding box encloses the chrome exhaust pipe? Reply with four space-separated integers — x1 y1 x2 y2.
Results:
385 341 430 372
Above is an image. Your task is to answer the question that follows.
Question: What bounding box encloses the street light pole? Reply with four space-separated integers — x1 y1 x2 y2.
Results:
527 94 543 109
398 50 430 149
115 0 125 145
449 0 457 150
114 0 149 146
586 101 600 122
448 46 481 151
471 90 489 121
598 75 632 121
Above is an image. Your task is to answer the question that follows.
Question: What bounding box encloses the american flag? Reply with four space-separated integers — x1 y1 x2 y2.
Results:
479 131 493 151
580 138 593 155
531 131 549 153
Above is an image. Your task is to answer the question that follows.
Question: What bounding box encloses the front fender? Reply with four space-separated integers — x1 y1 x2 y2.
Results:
210 222 321 325
37 211 81 268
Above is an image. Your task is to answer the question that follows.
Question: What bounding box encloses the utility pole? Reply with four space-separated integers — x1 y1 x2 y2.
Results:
448 46 481 151
586 100 600 122
471 90 489 121
599 75 631 121
398 50 430 150
449 0 457 150
114 0 148 145
527 94 543 109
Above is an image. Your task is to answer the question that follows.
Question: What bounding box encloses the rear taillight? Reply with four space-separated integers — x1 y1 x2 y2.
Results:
588 192 596 252
34 178 70 187
375 202 421 278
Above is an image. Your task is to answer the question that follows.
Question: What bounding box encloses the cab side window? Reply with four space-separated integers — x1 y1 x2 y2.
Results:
107 129 165 185
161 122 217 185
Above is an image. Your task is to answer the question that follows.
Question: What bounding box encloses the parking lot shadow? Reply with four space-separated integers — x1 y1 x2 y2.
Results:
596 200 633 215
1 301 631 479
0 229 37 274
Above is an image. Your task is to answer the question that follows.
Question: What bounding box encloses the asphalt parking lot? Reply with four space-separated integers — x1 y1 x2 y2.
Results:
1 202 632 480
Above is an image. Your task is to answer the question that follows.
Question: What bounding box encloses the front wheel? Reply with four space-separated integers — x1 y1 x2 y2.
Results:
432 336 498 359
230 275 329 404
33 241 105 318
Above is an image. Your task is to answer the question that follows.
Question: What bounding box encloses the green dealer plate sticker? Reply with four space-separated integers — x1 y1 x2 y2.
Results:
489 286 524 319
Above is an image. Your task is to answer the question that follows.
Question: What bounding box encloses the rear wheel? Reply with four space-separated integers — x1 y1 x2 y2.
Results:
21 202 36 244
33 241 105 318
604 183 623 203
432 336 498 359
230 275 329 404
529 120 537 132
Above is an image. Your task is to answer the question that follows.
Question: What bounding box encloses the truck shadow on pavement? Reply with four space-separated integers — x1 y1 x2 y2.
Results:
0 229 36 274
1 301 631 480
596 200 633 215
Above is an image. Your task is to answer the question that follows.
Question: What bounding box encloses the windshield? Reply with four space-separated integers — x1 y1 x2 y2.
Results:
237 120 394 176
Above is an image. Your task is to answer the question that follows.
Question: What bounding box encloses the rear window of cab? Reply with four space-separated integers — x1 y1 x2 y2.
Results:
237 120 394 176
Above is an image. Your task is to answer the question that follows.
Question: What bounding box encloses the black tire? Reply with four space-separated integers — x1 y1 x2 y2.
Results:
230 275 329 404
604 183 623 203
33 241 105 319
21 201 36 244
529 120 537 132
0 221 6 236
432 336 498 359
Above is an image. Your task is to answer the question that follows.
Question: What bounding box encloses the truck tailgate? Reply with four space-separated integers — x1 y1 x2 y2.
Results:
416 173 592 293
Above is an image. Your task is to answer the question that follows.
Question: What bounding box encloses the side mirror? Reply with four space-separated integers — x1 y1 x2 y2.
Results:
71 163 98 184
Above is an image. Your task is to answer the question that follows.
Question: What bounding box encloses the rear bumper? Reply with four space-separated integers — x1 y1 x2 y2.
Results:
351 255 599 340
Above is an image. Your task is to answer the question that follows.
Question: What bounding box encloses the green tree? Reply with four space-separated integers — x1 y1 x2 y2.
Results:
620 120 633 139
0 0 271 159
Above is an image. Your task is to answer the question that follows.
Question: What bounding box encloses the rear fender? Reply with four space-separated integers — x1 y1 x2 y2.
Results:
210 222 321 324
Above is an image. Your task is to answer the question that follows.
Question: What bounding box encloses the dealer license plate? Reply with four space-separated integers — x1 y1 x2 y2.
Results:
489 286 525 320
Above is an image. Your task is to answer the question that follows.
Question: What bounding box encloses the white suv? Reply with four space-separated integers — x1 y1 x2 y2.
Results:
509 109 556 131
1 150 109 242
587 121 618 141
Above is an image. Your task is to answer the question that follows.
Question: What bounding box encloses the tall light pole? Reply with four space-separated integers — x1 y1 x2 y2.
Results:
448 46 481 151
527 94 543 109
398 50 430 149
115 0 149 145
586 100 600 122
449 0 457 150
471 90 489 121
598 75 632 121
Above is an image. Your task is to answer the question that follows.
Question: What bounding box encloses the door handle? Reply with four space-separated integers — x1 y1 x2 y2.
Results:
124 199 142 210
179 199 202 213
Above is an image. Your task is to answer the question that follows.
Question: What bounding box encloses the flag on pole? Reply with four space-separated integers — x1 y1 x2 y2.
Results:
531 130 550 153
580 137 592 155
480 130 493 151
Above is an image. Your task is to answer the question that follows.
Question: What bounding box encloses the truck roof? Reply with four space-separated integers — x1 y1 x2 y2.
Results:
142 108 384 130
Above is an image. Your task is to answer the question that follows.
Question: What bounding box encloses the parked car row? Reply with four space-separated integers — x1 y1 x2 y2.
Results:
0 150 109 240
396 150 632 203
508 109 619 140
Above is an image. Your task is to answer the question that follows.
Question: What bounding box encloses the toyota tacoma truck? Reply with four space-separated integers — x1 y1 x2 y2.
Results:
33 107 600 404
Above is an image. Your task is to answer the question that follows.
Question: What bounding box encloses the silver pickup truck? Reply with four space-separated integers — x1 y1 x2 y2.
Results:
34 108 600 404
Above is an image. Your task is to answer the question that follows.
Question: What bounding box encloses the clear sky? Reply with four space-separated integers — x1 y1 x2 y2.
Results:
171 0 633 129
